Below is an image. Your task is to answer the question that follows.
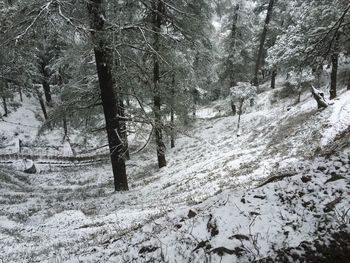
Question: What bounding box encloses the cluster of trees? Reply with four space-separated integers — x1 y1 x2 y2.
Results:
266 0 350 100
0 0 214 191
217 0 350 101
0 0 349 191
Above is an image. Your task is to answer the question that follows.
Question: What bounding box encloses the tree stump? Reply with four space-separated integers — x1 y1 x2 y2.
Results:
311 86 328 109
24 159 37 174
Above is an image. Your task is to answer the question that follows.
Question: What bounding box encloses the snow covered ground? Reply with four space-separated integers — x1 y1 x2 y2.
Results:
0 85 350 262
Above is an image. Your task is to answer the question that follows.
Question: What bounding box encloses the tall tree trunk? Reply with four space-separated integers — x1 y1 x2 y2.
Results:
229 4 240 88
2 97 7 117
253 0 275 87
2 81 9 117
63 113 68 139
18 86 23 102
88 0 128 191
271 66 277 89
152 0 167 168
42 81 52 104
170 75 175 149
37 92 48 120
118 98 130 160
330 33 340 100
39 60 52 104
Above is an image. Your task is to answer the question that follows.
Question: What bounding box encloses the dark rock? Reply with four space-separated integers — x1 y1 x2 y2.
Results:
188 210 197 218
24 161 36 174
316 165 327 172
211 247 236 256
249 211 261 217
193 240 210 252
229 234 250 241
174 224 182 229
330 171 337 176
333 161 343 169
139 246 159 254
253 195 266 200
302 201 311 208
325 174 345 184
207 214 219 237
324 197 342 213
301 176 312 183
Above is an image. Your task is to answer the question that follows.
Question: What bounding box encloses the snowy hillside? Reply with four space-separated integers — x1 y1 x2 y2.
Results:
1 84 350 262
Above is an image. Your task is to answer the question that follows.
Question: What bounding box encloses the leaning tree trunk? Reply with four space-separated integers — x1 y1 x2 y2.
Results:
88 0 128 191
18 86 23 102
152 0 167 168
2 97 7 117
39 60 52 104
253 0 275 87
37 92 48 120
42 81 51 104
330 33 340 100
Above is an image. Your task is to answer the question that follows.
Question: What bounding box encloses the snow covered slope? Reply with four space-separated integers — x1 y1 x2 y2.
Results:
0 86 349 262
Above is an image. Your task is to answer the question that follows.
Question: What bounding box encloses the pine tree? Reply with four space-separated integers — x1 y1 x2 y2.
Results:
87 0 129 191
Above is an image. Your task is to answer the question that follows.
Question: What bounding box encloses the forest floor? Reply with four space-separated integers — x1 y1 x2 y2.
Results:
0 82 350 262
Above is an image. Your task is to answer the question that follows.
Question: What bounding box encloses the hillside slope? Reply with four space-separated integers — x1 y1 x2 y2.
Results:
0 85 350 262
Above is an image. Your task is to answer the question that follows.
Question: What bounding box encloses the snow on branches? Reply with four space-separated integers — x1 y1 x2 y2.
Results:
230 82 257 130
230 82 257 102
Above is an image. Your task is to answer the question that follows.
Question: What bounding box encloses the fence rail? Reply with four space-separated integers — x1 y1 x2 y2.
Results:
0 152 109 168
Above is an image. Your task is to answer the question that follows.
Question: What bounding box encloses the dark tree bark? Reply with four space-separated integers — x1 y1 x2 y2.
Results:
231 100 236 116
170 75 175 149
88 0 128 191
170 109 175 148
228 4 240 88
330 33 340 100
38 92 48 120
271 67 277 89
2 97 7 117
237 99 244 130
39 60 52 104
118 98 130 160
2 81 9 117
253 0 275 87
18 86 23 102
297 87 302 104
152 0 167 168
63 113 68 139
347 77 350 91
42 81 52 104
